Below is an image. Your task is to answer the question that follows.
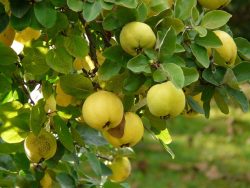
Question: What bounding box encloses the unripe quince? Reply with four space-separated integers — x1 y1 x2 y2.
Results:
119 22 156 56
96 50 105 66
108 157 131 182
183 93 203 117
212 30 237 67
55 82 73 107
44 95 57 115
0 25 15 46
146 81 185 117
82 91 124 131
40 171 52 188
198 0 230 10
102 112 144 148
73 56 95 71
24 129 57 163
146 0 174 16
15 27 41 44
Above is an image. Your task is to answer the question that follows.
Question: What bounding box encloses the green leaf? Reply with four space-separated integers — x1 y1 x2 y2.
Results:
159 27 176 56
0 102 30 143
67 0 83 12
0 143 23 154
0 101 23 120
21 47 50 76
234 37 250 60
56 173 76 188
64 35 89 58
142 110 167 131
201 10 232 30
202 67 226 86
102 7 136 31
136 2 147 22
201 86 215 118
9 0 31 18
190 43 210 68
76 125 108 146
0 74 11 98
103 181 124 188
193 26 207 37
0 127 27 144
187 96 204 114
0 9 8 32
233 62 250 82
161 63 185 88
53 116 74 152
60 74 93 99
191 6 199 24
10 9 32 31
195 30 223 48
46 48 73 74
98 60 122 81
103 45 131 64
182 67 199 87
30 99 46 136
127 54 151 74
116 147 136 158
175 0 196 20
161 55 186 67
13 153 30 170
85 152 102 176
226 86 249 112
160 17 185 35
34 1 57 28
82 1 102 22
114 0 138 8
143 113 175 158
222 68 239 89
153 69 167 83
47 12 69 38
123 73 145 93
154 128 172 145
0 43 18 65
214 88 229 114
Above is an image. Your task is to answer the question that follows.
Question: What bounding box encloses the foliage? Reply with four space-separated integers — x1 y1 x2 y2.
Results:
0 0 250 187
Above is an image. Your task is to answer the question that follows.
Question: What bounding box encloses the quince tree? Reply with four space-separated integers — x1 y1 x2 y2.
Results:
0 0 250 187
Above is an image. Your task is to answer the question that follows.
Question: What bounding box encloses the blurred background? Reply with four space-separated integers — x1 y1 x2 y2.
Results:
128 1 250 187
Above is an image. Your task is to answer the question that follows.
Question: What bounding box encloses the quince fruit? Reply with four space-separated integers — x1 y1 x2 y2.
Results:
40 171 52 188
146 81 185 117
15 27 41 44
211 30 237 67
73 55 95 71
102 112 144 147
198 0 230 10
82 91 124 131
44 95 57 115
0 25 15 46
108 157 131 182
24 129 57 163
119 22 156 56
55 82 73 107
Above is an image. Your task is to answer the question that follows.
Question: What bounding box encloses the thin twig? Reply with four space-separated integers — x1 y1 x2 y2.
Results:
78 13 99 75
130 98 147 112
13 74 35 105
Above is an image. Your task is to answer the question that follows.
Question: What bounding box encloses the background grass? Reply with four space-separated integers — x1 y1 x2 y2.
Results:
128 107 250 188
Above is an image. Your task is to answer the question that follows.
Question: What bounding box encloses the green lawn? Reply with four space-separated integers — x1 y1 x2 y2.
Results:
128 109 250 188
